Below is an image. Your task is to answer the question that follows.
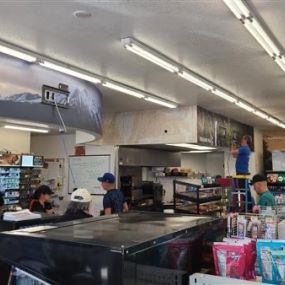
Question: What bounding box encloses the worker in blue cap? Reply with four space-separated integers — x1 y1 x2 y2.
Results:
98 173 128 215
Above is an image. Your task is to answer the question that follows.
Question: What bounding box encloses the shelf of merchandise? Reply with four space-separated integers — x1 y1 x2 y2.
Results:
173 180 227 215
189 273 269 285
0 167 41 209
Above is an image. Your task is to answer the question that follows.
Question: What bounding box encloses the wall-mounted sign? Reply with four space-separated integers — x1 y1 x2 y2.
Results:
197 106 254 150
0 154 21 166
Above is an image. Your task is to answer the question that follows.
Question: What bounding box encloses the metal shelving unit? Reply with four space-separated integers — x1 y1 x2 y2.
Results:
173 180 227 215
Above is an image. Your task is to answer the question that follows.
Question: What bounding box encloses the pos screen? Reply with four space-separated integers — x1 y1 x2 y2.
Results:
21 155 34 167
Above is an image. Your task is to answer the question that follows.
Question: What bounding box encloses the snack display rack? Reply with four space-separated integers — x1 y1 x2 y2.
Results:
189 273 269 285
227 212 279 240
0 167 41 209
173 180 228 215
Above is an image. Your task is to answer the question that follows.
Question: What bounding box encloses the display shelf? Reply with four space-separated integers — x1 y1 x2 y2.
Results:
189 273 269 285
0 166 41 209
173 180 227 215
175 192 222 204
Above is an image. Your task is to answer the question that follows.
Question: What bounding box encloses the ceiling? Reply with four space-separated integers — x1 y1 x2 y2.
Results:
0 0 284 129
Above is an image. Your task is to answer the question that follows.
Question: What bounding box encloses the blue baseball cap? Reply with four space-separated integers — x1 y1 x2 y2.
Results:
98 172 115 183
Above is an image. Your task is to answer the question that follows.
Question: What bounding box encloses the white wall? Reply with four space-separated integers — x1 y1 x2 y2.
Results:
0 129 30 153
31 135 117 216
181 153 206 173
30 133 75 195
181 152 224 176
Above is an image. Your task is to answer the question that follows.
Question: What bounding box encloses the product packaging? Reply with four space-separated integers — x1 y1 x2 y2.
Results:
213 242 246 279
256 240 285 284
271 250 285 283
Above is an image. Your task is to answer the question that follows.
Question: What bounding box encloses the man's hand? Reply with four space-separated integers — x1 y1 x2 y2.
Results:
252 205 260 213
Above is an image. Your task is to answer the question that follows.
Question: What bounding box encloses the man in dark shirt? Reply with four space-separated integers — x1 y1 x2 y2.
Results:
98 173 128 215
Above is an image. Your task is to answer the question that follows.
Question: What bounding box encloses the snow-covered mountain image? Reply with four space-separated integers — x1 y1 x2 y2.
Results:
0 92 41 103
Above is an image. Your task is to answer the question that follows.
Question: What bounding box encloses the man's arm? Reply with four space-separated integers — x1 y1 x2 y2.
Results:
104 208 112 215
230 149 239 156
123 202 129 213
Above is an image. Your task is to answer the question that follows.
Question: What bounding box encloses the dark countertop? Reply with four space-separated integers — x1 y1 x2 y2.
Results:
1 212 216 252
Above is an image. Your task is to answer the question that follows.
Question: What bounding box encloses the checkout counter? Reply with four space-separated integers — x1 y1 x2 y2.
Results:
0 212 225 285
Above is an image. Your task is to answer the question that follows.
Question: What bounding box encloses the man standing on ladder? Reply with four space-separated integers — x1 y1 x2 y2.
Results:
230 135 252 212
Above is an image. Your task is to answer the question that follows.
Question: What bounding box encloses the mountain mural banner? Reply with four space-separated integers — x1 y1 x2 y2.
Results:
0 53 102 138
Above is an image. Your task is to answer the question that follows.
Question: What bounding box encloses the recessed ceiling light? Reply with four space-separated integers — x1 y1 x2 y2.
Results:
73 10 92 18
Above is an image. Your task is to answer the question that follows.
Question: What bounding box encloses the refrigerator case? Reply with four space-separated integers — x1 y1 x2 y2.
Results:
0 212 226 285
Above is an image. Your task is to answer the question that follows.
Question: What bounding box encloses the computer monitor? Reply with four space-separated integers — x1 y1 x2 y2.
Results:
21 155 34 167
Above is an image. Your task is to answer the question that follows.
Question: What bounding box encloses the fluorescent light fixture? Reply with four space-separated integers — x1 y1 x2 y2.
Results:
178 70 213 91
166 143 216 150
144 97 177 109
275 56 285 73
223 0 244 19
103 81 145 98
187 150 212 153
4 119 49 128
243 20 274 57
224 1 280 57
251 19 280 56
0 43 36 62
267 117 280 125
278 123 285 129
211 89 237 103
232 0 251 18
40 61 101 84
254 110 268 119
121 37 179 73
4 125 49 133
235 101 254 112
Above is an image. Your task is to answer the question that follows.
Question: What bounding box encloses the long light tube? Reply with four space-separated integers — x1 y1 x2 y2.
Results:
235 101 255 112
4 125 49 133
254 110 268 120
178 70 213 91
166 143 216 150
275 56 285 73
122 38 179 73
224 0 281 57
144 97 177 109
211 89 237 103
187 150 212 153
243 20 275 57
267 117 280 125
223 0 244 19
232 0 251 18
251 19 280 56
0 43 36 62
103 81 145 98
40 61 101 84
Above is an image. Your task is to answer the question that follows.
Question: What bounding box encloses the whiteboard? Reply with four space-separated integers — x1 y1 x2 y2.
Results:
68 155 111 195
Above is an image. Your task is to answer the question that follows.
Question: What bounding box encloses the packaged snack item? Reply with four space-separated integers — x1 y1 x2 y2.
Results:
213 243 246 279
256 240 285 284
271 250 285 283
222 237 256 280
237 216 247 238
265 217 277 240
